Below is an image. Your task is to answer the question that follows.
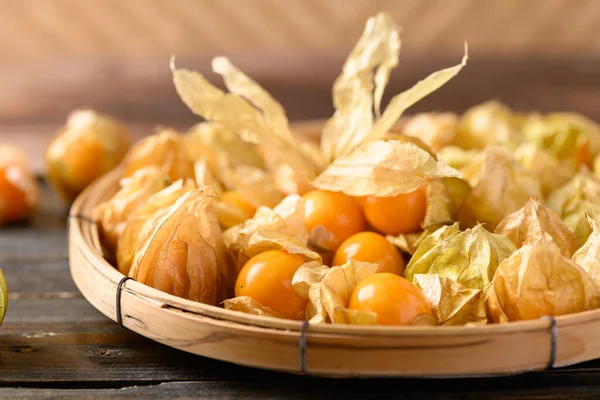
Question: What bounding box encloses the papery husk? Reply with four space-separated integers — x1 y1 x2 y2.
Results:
292 261 330 300
93 167 168 256
487 234 600 322
313 140 461 197
128 187 230 304
383 133 438 159
422 177 471 229
271 163 315 196
495 198 578 257
438 146 478 170
219 164 283 209
458 146 543 230
405 224 515 290
308 260 379 324
116 179 197 275
185 122 264 170
404 223 461 261
223 296 289 319
46 109 131 202
122 128 195 182
332 45 468 160
319 12 400 162
547 171 600 232
172 58 323 180
451 101 519 150
413 274 486 325
194 158 223 195
223 195 307 268
0 145 40 224
386 230 429 255
574 213 594 247
572 213 600 292
513 143 575 197
522 112 600 169
402 112 458 151
236 230 322 271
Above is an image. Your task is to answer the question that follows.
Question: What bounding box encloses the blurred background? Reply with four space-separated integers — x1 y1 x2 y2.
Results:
2 0 600 169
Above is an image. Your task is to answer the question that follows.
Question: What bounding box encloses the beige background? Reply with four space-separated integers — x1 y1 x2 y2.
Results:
2 0 600 65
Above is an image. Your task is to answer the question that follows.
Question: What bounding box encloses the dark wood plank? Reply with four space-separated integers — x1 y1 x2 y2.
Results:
2 260 76 295
3 298 104 324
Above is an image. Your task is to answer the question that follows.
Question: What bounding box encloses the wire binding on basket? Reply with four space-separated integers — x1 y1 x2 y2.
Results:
542 315 558 369
299 320 309 374
116 276 133 327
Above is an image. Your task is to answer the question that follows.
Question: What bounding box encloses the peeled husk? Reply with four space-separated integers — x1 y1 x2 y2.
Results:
122 129 195 182
405 224 515 290
128 187 230 304
0 145 40 224
185 122 264 170
458 147 543 230
495 198 579 258
218 164 284 209
223 195 307 269
194 158 223 194
547 171 600 232
438 146 478 170
313 140 461 197
117 179 197 275
402 112 458 151
93 167 168 256
413 274 486 325
487 234 600 322
451 101 519 150
223 296 289 319
572 213 600 292
46 109 131 202
303 260 379 324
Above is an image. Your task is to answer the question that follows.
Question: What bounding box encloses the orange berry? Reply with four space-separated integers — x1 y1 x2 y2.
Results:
348 273 432 325
0 146 39 224
303 190 367 245
220 190 256 218
361 185 428 235
333 232 404 275
235 250 307 320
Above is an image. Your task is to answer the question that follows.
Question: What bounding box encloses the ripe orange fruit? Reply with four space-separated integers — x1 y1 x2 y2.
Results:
235 250 307 320
348 273 432 325
332 232 404 275
220 190 256 218
303 190 367 245
361 185 428 235
0 147 39 224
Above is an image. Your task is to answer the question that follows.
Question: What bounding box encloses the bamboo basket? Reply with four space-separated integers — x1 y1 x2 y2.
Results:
69 122 600 378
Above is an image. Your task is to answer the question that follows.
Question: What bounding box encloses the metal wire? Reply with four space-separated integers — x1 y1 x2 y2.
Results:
299 320 309 374
116 276 133 327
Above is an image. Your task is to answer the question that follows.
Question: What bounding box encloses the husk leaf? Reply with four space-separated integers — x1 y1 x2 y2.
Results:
451 100 519 150
292 261 330 300
413 274 486 325
122 129 195 182
320 12 400 162
237 230 322 270
93 167 168 256
402 112 458 152
422 177 471 229
438 146 478 170
313 140 461 197
128 187 230 304
303 260 379 324
223 296 289 319
405 224 515 289
116 179 197 275
219 164 284 209
487 234 600 322
194 158 223 194
172 58 322 179
458 146 542 230
223 195 307 267
572 213 600 292
495 198 578 257
213 201 249 230
547 171 600 232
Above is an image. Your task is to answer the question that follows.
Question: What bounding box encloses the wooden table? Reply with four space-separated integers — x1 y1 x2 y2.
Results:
0 184 599 399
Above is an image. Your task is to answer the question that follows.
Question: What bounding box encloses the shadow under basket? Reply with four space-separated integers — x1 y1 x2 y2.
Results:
68 124 600 378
